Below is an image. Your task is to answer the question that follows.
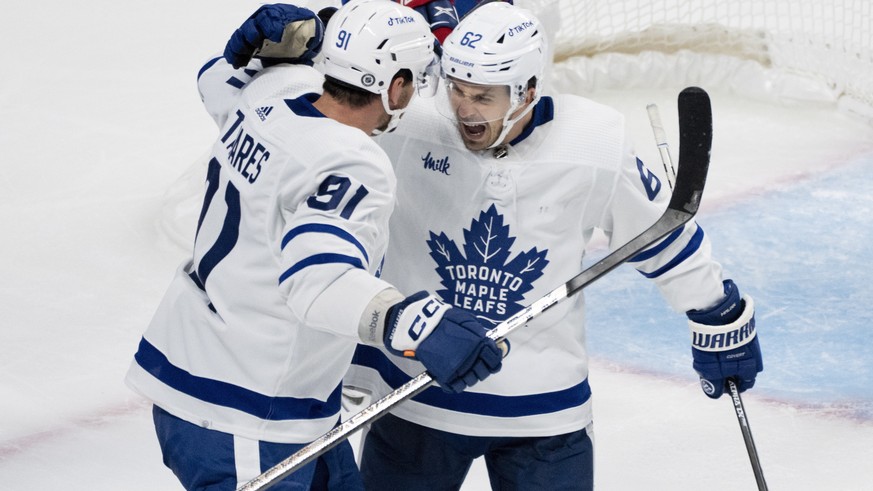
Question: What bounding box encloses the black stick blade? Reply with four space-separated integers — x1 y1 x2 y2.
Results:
669 87 712 215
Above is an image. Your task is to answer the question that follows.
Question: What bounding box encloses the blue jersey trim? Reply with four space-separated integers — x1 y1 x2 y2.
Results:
638 225 705 279
282 223 369 265
352 345 591 417
628 226 685 263
134 338 342 421
279 253 364 284
197 56 223 82
509 96 555 147
285 94 324 118
226 76 246 89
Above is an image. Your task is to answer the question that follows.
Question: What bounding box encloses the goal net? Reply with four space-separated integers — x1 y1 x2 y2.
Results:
517 0 873 117
159 0 873 252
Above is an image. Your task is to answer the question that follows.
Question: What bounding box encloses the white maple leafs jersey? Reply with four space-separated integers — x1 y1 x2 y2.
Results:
344 91 727 437
125 59 397 443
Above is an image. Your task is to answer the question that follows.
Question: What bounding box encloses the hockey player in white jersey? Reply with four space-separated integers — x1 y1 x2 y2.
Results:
124 1 503 489
207 1 763 489
342 2 765 490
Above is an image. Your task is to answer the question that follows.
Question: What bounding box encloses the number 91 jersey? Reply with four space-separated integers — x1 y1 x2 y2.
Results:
126 63 395 444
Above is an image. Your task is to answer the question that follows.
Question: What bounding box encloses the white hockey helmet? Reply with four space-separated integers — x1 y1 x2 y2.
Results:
319 0 438 132
440 2 547 146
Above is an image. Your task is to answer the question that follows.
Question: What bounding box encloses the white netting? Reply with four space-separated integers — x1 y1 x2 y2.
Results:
516 0 873 116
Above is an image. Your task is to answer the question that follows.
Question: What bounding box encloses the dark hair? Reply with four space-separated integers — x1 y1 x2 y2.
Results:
527 76 537 91
322 69 414 109
322 76 379 108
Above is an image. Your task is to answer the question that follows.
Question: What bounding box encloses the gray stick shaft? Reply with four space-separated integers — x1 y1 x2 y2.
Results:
238 370 434 490
647 103 677 190
239 207 691 490
728 379 769 491
239 285 571 490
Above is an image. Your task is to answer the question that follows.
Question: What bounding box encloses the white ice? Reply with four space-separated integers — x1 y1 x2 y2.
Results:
2 1 873 490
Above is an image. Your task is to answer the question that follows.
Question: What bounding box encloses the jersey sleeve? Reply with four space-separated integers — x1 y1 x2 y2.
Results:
196 54 264 128
197 56 324 129
602 139 726 313
275 132 397 339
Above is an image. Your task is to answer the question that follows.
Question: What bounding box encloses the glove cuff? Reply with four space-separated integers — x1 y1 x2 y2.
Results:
357 287 405 345
688 294 756 353
687 279 741 325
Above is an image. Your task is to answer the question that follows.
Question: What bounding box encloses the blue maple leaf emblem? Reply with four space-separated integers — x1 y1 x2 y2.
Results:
427 204 549 325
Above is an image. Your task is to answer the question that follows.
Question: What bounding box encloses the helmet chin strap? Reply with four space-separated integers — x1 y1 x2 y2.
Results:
487 91 540 149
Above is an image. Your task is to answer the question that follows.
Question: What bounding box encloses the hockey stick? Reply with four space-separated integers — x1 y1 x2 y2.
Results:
647 98 768 491
728 379 769 490
238 86 712 491
647 103 677 190
647 98 767 489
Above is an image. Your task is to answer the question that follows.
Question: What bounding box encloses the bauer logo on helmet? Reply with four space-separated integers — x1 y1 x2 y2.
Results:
447 55 475 68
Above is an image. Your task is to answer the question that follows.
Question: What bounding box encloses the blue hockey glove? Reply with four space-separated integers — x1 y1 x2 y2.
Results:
224 4 324 69
687 280 763 399
385 291 505 393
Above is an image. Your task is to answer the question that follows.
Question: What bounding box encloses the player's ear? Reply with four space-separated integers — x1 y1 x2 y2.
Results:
386 71 413 110
524 85 537 105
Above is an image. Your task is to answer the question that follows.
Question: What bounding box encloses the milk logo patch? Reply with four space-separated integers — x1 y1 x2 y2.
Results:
421 151 450 175
427 205 549 325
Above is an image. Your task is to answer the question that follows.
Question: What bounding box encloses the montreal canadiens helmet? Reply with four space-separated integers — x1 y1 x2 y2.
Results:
319 0 436 96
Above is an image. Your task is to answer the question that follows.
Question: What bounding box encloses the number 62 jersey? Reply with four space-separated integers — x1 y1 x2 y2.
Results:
346 90 729 438
125 61 397 444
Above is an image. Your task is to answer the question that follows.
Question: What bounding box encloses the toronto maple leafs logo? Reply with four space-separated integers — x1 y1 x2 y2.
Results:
427 205 549 325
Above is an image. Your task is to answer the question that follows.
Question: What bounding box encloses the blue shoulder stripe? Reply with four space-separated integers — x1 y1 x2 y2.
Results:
226 76 246 89
134 338 341 421
279 253 364 284
351 345 591 417
282 223 369 265
637 225 705 279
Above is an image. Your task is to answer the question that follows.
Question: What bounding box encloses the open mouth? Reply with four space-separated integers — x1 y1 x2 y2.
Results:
460 121 487 141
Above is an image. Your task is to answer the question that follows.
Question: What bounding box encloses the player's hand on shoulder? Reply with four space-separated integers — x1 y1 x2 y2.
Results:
686 279 763 399
384 291 506 393
224 4 324 69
